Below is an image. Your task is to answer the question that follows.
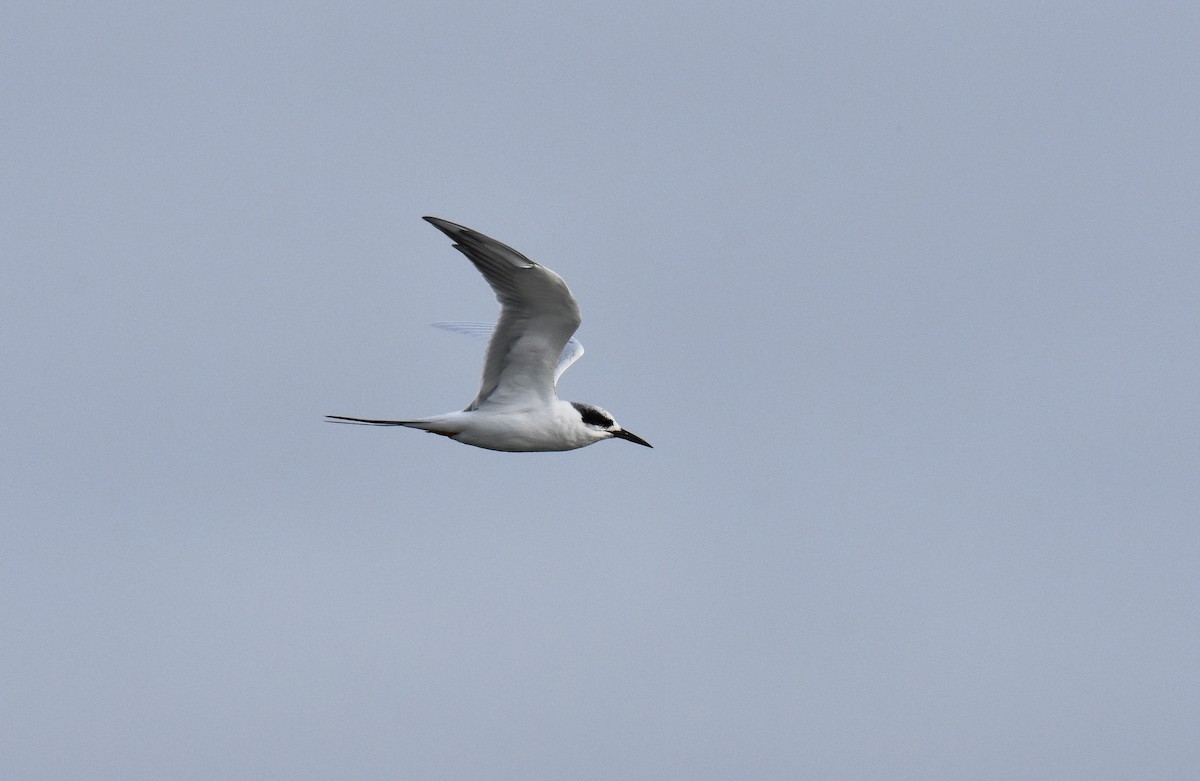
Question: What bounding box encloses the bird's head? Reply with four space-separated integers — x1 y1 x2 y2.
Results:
570 402 652 448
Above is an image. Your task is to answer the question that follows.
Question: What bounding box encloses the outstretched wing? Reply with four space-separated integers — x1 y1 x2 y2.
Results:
431 321 585 386
423 217 582 410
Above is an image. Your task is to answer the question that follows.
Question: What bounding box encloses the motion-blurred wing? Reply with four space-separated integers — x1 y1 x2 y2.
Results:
431 321 585 386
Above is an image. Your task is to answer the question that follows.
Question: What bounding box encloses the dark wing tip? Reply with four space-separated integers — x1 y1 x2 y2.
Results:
423 216 463 236
423 217 486 249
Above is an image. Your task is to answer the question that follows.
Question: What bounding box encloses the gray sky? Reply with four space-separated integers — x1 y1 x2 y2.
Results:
3 1 1198 778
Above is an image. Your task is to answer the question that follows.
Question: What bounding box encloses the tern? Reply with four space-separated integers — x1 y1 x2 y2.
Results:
327 217 652 452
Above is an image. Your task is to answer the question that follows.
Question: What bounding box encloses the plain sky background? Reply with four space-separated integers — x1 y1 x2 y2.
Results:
3 2 1198 779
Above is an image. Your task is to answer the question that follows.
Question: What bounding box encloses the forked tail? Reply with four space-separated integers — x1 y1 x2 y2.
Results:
325 415 418 427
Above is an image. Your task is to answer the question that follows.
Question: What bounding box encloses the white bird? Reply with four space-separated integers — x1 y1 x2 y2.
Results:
327 217 652 452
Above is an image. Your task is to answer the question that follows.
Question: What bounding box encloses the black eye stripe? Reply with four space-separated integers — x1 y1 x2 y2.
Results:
571 402 613 428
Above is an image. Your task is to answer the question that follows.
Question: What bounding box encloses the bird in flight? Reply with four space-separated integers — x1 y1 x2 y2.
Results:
327 217 652 452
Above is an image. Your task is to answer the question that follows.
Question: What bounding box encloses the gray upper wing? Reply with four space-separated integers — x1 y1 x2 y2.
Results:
423 217 582 409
